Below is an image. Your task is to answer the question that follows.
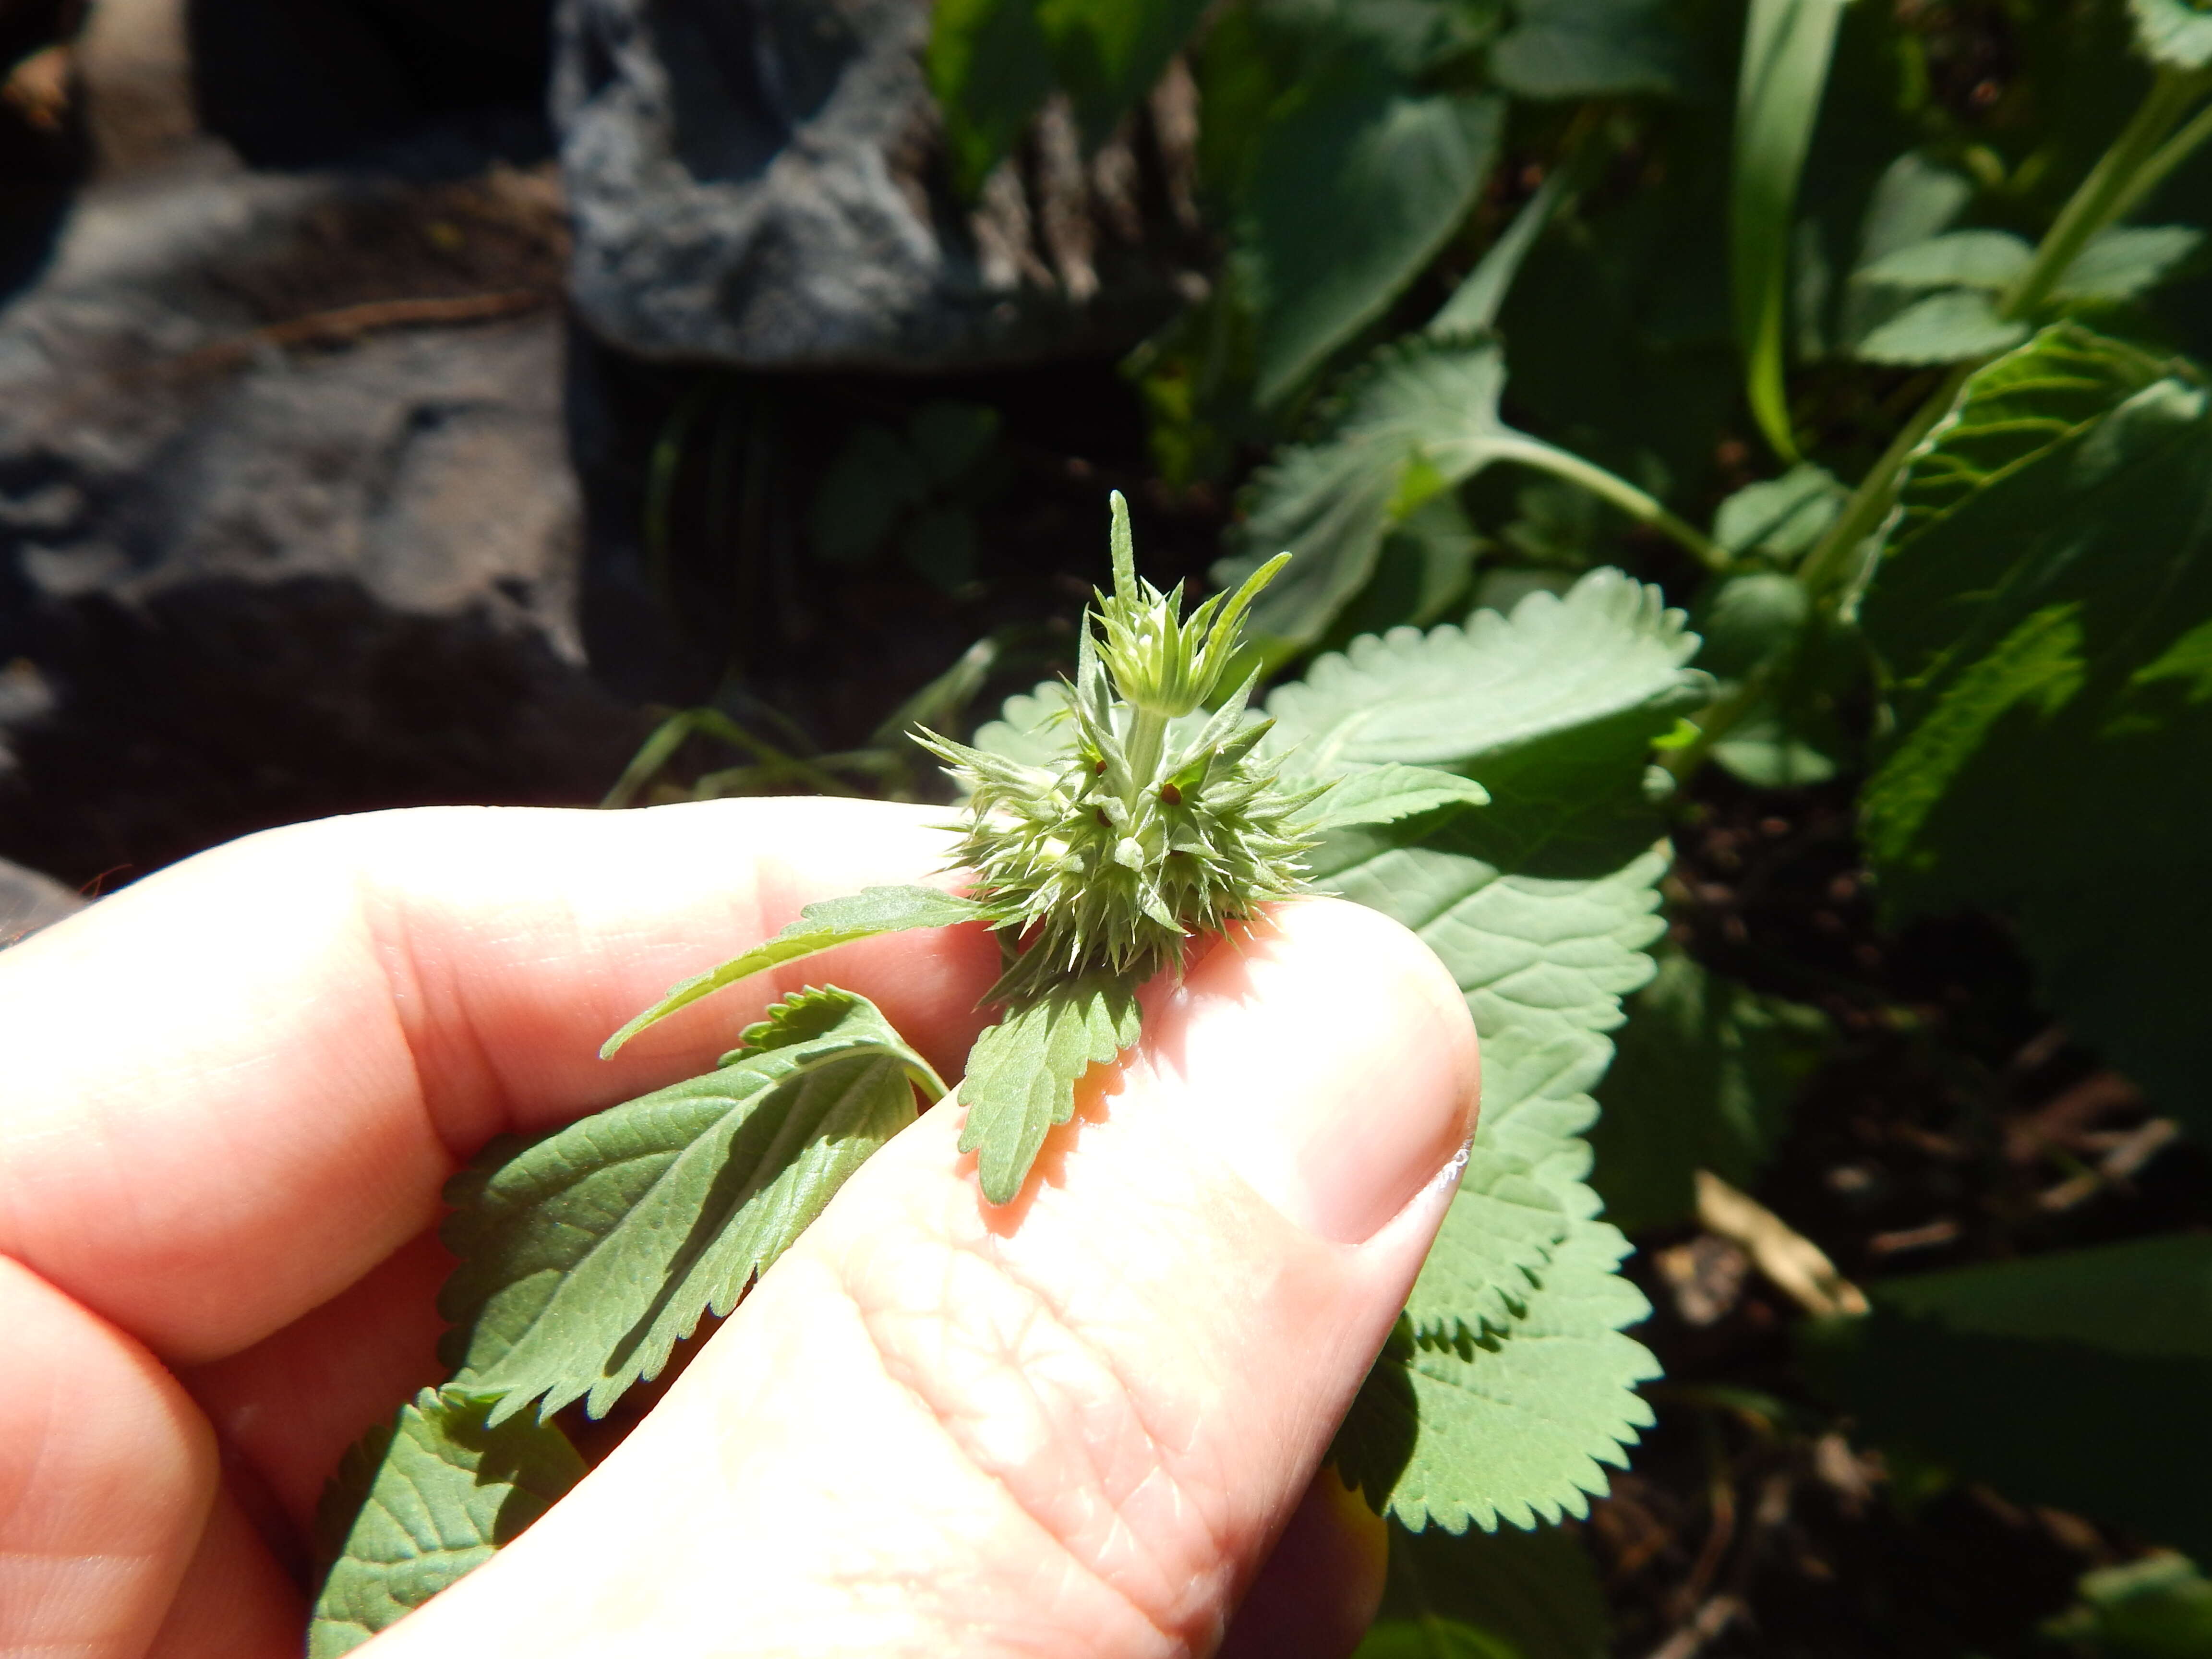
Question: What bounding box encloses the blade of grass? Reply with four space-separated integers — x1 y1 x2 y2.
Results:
1732 0 1852 464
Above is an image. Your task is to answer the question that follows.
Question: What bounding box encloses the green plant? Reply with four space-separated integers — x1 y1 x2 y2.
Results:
917 0 2212 1648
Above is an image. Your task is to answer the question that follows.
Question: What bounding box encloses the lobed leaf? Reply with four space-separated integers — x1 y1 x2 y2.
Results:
600 885 981 1057
446 989 937 1424
958 974 1142 1205
1852 229 2032 292
308 1389 584 1655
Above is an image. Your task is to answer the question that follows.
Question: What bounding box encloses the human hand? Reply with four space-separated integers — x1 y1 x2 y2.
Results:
0 797 1479 1659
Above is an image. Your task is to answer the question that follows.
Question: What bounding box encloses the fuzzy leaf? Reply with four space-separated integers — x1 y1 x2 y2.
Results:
601 885 981 1057
1303 764 1492 834
959 974 1142 1204
1268 568 1710 777
1401 1145 1571 1341
1356 1509 1611 1659
1490 0 1684 99
1806 1234 2212 1559
1272 578 1686 1525
446 989 935 1423
1337 1222 1661 1532
308 1389 584 1655
1243 68 1503 405
1860 325 2212 1130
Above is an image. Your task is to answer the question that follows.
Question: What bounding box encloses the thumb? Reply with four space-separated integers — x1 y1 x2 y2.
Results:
373 897 1479 1659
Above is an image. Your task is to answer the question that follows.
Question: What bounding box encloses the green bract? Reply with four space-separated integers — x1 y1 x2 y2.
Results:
919 493 1314 1004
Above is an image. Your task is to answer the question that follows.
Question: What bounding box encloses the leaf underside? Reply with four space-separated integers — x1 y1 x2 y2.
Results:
445 988 933 1424
308 1389 584 1656
958 974 1143 1205
600 885 980 1057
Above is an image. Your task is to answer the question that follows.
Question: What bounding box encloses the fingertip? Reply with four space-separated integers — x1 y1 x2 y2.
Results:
1158 898 1479 1244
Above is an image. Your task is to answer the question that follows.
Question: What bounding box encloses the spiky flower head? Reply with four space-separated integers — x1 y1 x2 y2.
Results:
919 493 1317 1006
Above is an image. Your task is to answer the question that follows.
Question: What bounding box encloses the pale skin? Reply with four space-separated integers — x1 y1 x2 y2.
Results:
0 797 1480 1659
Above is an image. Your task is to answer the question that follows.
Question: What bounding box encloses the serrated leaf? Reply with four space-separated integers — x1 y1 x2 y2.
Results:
1268 568 1710 775
1337 1221 1660 1532
1269 584 1682 1522
1242 66 1503 404
1490 0 1684 99
601 885 982 1057
1860 325 2212 1130
1805 1235 2212 1559
1357 1514 1611 1659
959 974 1142 1204
1853 289 2030 365
1303 764 1491 834
445 989 935 1423
308 1389 584 1656
1402 1145 1570 1341
1588 954 1828 1233
1852 229 2032 292
2130 0 2212 68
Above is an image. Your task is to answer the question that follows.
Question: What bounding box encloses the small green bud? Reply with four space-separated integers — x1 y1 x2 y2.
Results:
917 494 1318 1004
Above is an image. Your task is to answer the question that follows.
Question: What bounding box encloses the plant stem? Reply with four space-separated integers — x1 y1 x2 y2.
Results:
1122 706 1171 810
1793 68 2212 611
2000 65 2212 321
1792 363 1971 604
1495 436 1730 572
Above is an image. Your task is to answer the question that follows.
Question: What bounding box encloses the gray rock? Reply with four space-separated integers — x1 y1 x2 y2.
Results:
553 0 1203 368
0 145 649 883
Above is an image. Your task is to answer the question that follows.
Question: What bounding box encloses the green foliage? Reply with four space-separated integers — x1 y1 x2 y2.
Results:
810 402 1006 590
1588 953 1828 1233
1732 0 1850 459
2046 1555 2212 1659
1242 73 1503 403
1306 763 1494 832
1860 324 2212 1130
445 989 938 1424
1354 1514 1611 1659
1490 0 1683 100
309 1390 584 1655
1274 570 1702 1527
1805 1234 2212 1560
599 885 982 1058
957 974 1143 1204
2131 0 2212 70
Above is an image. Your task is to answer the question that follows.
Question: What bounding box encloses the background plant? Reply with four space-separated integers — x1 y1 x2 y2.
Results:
314 0 2212 1653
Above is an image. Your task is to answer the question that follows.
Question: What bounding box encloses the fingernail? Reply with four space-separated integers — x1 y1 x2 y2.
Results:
1160 899 1480 1243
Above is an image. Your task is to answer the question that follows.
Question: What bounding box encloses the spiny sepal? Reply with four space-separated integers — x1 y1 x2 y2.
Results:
919 492 1321 1012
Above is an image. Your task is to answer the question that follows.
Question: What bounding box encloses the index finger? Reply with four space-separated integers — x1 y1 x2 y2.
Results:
0 798 999 1364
